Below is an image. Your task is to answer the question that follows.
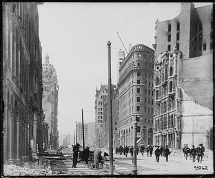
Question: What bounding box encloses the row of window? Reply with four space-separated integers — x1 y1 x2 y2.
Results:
193 42 213 51
168 33 180 42
168 22 180 32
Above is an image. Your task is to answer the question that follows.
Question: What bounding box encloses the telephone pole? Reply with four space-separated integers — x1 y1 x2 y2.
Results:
107 41 113 175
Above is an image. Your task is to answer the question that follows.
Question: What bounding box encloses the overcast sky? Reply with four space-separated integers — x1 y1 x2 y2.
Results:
37 2 212 136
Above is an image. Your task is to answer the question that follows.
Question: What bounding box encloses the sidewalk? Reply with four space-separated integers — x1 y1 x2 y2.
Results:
112 150 214 175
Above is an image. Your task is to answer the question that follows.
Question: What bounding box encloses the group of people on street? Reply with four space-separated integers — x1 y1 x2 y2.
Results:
72 143 91 168
154 145 171 162
116 144 172 163
182 144 205 163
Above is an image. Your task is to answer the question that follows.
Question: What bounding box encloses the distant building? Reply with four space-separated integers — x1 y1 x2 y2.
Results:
153 3 213 150
94 85 116 147
102 87 118 148
42 54 59 149
117 44 154 147
76 122 95 148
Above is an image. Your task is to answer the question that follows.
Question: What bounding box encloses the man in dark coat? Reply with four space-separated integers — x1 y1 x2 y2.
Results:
72 143 80 168
140 145 145 156
125 146 129 157
197 144 205 163
136 146 139 155
130 146 134 157
164 145 170 162
190 145 197 162
146 145 150 157
155 146 161 162
84 147 90 164
149 145 153 157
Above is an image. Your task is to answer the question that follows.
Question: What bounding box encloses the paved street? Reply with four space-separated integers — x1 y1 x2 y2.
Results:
4 149 213 176
112 150 214 175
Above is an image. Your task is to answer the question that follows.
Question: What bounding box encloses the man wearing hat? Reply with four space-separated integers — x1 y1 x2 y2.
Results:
164 145 171 162
72 143 80 168
197 144 205 163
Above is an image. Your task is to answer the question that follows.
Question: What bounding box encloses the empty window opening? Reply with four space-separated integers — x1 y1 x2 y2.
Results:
168 24 171 32
203 43 206 51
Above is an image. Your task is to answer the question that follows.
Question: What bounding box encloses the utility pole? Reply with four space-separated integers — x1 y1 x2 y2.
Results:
74 130 75 145
82 109 85 149
76 121 77 144
107 41 113 175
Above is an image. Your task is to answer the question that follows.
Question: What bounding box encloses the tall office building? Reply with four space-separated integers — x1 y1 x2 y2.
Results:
42 54 59 149
117 44 154 147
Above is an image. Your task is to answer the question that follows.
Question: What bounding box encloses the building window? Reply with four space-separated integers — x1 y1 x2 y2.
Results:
169 81 172 92
199 44 202 51
210 43 213 50
177 22 180 30
168 34 171 42
137 72 140 76
170 66 173 76
137 106 140 111
137 80 140 84
145 89 147 94
137 88 140 93
137 97 140 102
176 43 179 50
168 24 171 32
198 33 202 41
137 62 140 66
168 45 171 51
145 97 147 103
203 43 206 51
176 33 180 41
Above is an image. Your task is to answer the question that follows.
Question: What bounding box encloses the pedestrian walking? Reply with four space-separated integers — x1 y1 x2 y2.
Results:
119 145 123 155
164 145 170 162
140 144 145 156
84 146 90 164
160 145 164 157
130 146 134 157
123 146 126 155
155 146 161 162
197 144 205 163
136 146 139 155
183 146 190 160
146 145 150 157
125 145 129 157
72 143 80 168
149 145 153 157
190 145 197 162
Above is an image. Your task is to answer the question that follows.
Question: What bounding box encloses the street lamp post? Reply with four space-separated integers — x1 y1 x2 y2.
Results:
132 116 138 175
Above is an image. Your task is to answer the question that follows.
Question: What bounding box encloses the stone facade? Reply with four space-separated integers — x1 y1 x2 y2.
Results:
3 2 47 165
153 3 213 150
117 44 154 148
42 54 59 149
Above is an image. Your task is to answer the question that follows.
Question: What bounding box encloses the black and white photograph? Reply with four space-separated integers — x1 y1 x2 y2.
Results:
2 2 213 176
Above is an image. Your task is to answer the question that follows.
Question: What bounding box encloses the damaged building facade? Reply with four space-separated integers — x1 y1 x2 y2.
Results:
153 3 213 149
3 2 48 165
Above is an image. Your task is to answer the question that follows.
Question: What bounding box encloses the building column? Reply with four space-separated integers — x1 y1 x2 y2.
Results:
16 115 20 165
9 110 14 164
